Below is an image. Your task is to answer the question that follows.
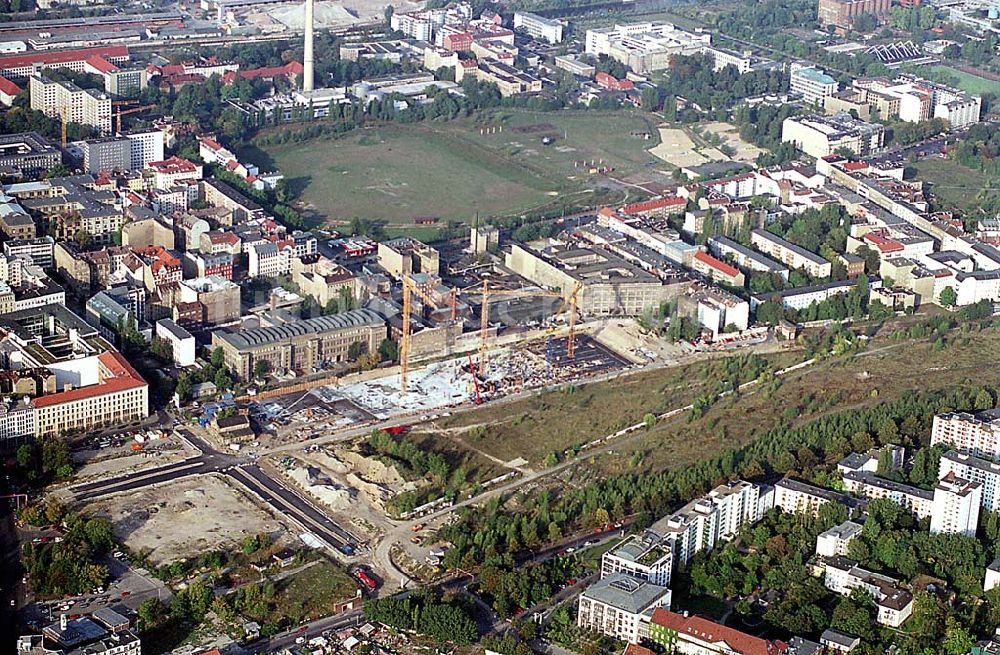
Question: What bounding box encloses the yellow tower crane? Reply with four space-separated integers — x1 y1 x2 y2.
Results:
478 280 583 373
399 274 459 394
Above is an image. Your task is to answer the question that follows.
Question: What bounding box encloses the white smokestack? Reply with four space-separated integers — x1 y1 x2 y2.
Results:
303 0 314 93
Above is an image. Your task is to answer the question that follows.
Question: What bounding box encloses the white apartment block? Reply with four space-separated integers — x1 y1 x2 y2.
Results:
823 558 913 628
29 74 112 135
585 22 710 74
790 64 839 106
855 76 982 129
750 229 832 278
781 113 885 159
513 12 564 43
931 411 1000 460
124 129 165 169
774 478 855 517
816 520 863 558
651 497 718 566
708 480 762 540
929 472 981 537
577 574 671 643
986 559 1000 592
939 449 1000 513
601 532 674 587
155 319 195 368
249 241 291 278
841 470 934 519
0 397 35 444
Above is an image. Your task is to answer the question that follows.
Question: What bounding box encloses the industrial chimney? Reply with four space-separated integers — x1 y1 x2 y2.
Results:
303 0 315 93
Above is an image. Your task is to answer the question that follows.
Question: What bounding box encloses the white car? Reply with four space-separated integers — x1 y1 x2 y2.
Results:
295 637 306 645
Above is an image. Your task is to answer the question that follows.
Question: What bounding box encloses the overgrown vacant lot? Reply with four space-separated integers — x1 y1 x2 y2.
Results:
605 325 1000 476
438 350 805 466
261 109 661 225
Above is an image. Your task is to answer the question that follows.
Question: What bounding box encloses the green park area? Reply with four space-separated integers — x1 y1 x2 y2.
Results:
260 110 661 227
926 65 1000 95
913 158 994 213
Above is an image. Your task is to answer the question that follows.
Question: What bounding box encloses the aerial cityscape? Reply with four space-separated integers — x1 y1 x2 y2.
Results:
0 0 997 653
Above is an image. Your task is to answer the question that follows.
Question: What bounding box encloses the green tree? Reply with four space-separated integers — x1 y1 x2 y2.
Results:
939 286 957 307
253 360 272 379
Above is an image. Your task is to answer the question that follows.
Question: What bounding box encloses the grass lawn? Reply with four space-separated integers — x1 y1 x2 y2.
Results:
925 65 1000 95
268 561 358 625
913 158 991 213
259 109 660 226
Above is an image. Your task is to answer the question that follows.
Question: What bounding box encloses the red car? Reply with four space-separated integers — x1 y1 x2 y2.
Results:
354 569 377 592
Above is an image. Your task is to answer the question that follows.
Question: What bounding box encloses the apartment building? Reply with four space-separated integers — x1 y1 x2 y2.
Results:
155 318 195 367
781 113 885 159
650 497 719 566
0 44 129 79
146 156 202 190
930 472 982 537
708 235 789 281
377 238 440 279
823 557 913 627
818 0 891 31
3 236 54 268
78 137 131 174
931 410 1000 460
601 532 674 587
693 251 745 287
708 480 763 540
647 608 790 655
211 310 387 380
773 478 857 516
576 574 671 643
750 229 832 278
790 64 839 106
0 397 35 448
854 76 982 129
939 450 1000 513
34 351 148 438
123 129 165 170
29 74 112 134
816 520 863 558
513 11 564 43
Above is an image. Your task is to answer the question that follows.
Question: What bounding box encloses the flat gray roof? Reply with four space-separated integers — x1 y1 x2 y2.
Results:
581 573 669 613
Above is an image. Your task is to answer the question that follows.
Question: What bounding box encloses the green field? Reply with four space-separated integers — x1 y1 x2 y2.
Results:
260 110 661 226
926 65 1000 95
913 158 993 213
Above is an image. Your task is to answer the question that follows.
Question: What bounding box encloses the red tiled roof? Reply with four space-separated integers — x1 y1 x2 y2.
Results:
0 45 128 71
621 196 685 214
623 645 655 655
33 352 146 409
200 136 223 152
650 609 784 655
844 161 868 171
695 251 740 279
597 206 619 218
0 74 21 96
147 156 198 174
85 56 118 74
863 231 904 253
237 61 303 80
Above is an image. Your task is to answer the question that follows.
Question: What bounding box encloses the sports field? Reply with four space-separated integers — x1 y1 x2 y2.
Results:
260 110 662 226
926 65 999 95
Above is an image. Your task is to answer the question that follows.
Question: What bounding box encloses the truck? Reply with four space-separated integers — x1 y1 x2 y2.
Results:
354 569 378 592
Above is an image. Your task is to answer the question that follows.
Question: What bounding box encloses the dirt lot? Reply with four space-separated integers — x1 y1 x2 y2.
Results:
274 446 416 539
648 127 713 168
700 121 765 163
84 475 283 565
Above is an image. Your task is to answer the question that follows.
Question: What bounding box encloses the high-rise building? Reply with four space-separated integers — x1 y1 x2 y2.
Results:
790 64 839 106
28 74 112 135
932 410 1000 460
930 472 982 537
513 12 564 43
939 450 1000 513
818 0 891 31
123 129 165 169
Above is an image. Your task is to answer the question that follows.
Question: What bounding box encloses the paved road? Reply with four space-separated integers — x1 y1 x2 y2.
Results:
226 465 357 550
